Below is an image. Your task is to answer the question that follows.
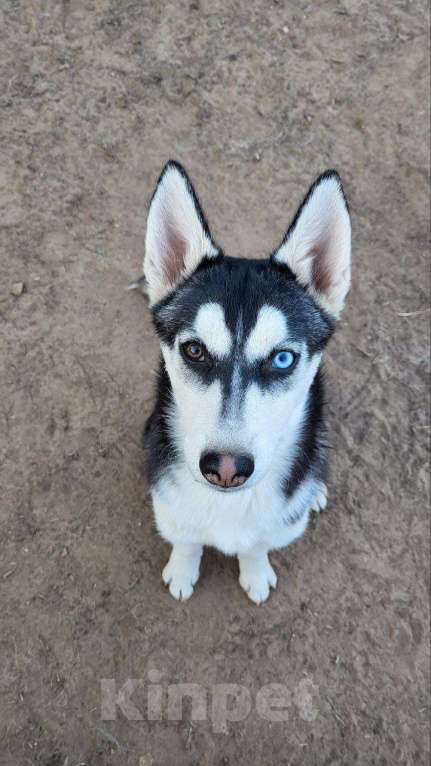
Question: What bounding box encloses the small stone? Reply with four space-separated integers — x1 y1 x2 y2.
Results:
11 282 25 296
392 590 411 604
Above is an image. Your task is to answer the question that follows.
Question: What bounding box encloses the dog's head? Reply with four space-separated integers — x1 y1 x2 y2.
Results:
144 161 351 491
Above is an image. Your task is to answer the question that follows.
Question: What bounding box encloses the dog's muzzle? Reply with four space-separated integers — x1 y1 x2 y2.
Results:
199 452 254 489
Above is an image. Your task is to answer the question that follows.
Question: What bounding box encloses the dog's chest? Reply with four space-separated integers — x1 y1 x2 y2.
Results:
152 470 314 555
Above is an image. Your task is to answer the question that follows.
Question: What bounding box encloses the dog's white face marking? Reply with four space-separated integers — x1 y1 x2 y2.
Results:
193 303 232 358
160 298 322 490
245 306 288 363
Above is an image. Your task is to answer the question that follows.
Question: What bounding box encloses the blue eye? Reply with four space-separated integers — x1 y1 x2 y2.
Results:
271 350 296 370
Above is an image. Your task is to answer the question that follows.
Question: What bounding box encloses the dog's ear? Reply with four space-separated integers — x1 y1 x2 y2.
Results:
144 161 220 304
271 171 351 319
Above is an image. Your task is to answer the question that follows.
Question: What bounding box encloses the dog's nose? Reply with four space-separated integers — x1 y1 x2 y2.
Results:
199 452 254 488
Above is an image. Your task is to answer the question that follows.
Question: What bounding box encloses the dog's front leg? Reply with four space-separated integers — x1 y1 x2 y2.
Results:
162 543 203 601
310 482 328 512
238 547 277 605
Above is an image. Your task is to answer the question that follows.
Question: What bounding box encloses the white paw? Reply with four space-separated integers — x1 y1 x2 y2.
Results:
162 553 200 601
239 556 277 605
311 483 328 513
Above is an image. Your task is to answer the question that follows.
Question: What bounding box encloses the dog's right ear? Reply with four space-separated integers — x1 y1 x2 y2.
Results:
271 171 351 319
144 161 220 305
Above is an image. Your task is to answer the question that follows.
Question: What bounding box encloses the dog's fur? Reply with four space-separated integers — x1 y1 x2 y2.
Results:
139 161 351 604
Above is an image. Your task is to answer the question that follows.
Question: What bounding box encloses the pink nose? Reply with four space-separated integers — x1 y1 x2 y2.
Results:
199 452 254 488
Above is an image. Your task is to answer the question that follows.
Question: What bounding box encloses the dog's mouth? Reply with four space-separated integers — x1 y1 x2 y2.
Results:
192 468 260 493
202 472 249 489
203 481 248 493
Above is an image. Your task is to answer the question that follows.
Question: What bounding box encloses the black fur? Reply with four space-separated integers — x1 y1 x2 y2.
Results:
282 367 328 504
153 256 334 351
143 357 178 486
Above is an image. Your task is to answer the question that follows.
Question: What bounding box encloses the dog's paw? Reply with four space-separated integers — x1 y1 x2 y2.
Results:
162 553 200 601
239 555 277 605
310 483 328 513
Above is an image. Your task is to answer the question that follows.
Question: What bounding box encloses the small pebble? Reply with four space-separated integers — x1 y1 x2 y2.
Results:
392 590 411 604
11 282 25 296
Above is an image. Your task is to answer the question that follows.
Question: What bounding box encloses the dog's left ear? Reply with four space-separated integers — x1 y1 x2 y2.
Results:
271 171 351 319
144 161 220 305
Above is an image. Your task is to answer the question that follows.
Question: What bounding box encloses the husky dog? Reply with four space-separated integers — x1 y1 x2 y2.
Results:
138 161 351 604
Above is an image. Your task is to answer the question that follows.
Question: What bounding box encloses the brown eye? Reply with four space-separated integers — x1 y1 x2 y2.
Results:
182 341 206 362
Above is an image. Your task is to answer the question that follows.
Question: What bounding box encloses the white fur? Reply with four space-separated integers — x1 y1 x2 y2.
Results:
193 303 232 357
144 164 219 305
153 464 316 554
153 470 315 602
238 549 278 605
273 175 351 318
245 306 289 363
162 543 202 601
311 482 328 512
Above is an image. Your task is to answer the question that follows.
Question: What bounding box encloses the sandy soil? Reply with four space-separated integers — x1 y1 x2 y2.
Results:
0 1 430 764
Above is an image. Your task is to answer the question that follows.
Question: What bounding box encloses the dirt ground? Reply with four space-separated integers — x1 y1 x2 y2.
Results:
0 1 430 764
